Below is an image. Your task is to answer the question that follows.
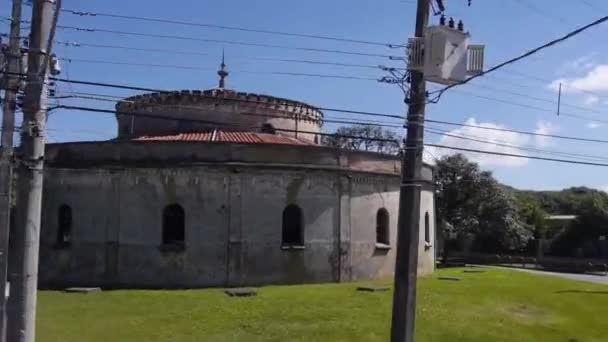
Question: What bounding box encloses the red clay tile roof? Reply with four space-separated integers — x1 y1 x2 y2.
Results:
133 130 315 146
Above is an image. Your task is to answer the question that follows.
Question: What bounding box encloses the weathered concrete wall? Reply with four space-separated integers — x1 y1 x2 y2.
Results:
39 142 435 288
418 189 436 274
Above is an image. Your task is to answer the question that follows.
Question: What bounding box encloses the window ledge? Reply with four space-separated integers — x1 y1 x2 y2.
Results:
159 243 186 253
281 245 306 251
375 243 391 251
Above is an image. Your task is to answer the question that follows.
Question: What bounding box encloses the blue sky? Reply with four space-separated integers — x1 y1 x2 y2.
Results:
4 0 608 191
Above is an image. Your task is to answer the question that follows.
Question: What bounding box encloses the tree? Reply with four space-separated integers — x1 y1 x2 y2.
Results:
435 154 532 254
323 125 400 154
550 193 608 257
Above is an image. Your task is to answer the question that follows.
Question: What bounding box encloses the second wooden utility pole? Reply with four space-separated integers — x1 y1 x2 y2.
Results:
7 0 61 341
390 0 429 341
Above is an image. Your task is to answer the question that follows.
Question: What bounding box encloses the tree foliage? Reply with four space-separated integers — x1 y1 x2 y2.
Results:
436 154 532 253
322 125 400 154
549 193 608 257
514 186 608 215
513 186 608 257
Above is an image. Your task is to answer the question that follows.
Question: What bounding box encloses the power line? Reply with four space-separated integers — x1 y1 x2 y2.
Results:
58 57 383 82
54 104 403 143
55 24 401 59
60 62 608 122
51 41 604 119
42 75 408 118
44 91 605 158
33 73 608 145
41 73 608 143
54 90 608 144
53 91 125 100
425 126 608 162
51 104 608 167
578 0 605 11
426 118 608 144
495 68 608 102
55 40 405 71
430 13 608 102
50 93 404 129
59 7 406 48
450 89 608 126
511 0 572 26
427 143 608 167
464 82 608 117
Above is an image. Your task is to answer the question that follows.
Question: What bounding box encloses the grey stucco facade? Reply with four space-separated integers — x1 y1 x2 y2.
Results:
38 141 436 289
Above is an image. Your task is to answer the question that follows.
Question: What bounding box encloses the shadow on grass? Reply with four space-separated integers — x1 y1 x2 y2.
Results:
557 290 608 295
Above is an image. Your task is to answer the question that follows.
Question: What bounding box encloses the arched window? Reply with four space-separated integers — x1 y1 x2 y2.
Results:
282 205 303 247
376 208 390 245
162 204 185 245
261 123 276 134
424 211 431 245
57 204 72 246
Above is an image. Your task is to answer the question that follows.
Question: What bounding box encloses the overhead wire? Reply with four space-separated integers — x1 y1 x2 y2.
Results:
578 0 605 11
495 68 608 102
425 126 608 163
45 89 608 156
425 118 608 144
55 24 401 59
464 82 608 117
36 74 608 145
58 57 384 82
426 143 608 167
59 7 406 48
55 40 405 71
53 41 608 119
511 0 572 26
50 93 404 129
54 104 403 143
450 89 608 126
49 104 608 167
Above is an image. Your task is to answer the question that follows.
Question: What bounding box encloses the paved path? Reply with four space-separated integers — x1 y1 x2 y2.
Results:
502 267 608 285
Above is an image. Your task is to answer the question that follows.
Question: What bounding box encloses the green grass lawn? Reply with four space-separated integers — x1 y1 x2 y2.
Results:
37 268 608 342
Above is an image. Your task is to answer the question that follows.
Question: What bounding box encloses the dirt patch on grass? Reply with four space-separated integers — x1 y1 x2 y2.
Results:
498 304 549 324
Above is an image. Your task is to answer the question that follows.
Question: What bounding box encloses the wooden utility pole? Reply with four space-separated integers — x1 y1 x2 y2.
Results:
390 0 429 341
0 1 22 341
7 0 60 341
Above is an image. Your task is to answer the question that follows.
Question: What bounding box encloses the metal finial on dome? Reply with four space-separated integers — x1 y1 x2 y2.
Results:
217 49 228 89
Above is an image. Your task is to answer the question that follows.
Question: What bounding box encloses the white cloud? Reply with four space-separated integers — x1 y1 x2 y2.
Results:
427 118 530 168
560 55 596 74
549 64 608 94
422 150 437 164
427 119 562 168
583 95 600 106
534 121 559 147
587 122 603 129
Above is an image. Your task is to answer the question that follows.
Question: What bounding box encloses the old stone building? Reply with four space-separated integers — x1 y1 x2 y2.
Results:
38 62 436 289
